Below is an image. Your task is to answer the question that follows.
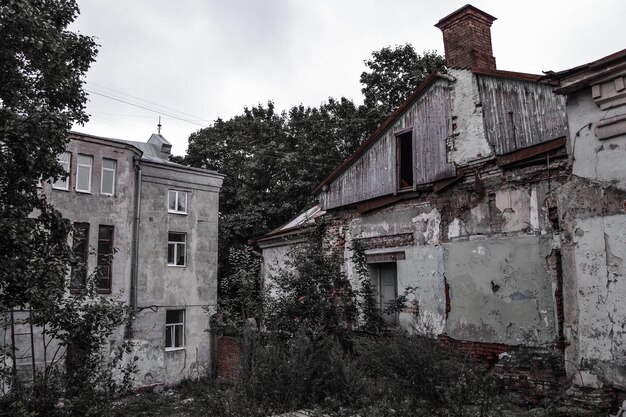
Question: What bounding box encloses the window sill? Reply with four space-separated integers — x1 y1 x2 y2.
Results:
168 210 188 215
75 189 92 194
100 193 115 197
167 264 187 268
165 347 185 352
52 187 70 192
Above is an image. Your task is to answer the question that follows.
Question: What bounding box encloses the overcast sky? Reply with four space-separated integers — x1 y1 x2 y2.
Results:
70 0 626 156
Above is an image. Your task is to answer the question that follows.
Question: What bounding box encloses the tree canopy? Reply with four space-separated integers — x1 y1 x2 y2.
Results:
0 0 97 311
360 45 446 116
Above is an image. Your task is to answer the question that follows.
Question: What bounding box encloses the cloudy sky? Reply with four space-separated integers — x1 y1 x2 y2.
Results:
70 0 626 156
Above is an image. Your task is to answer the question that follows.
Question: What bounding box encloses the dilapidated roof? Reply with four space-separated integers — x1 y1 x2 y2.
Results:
257 204 325 242
544 48 626 94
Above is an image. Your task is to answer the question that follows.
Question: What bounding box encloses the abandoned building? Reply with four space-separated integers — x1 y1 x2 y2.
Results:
259 4 626 404
2 132 224 387
547 48 626 394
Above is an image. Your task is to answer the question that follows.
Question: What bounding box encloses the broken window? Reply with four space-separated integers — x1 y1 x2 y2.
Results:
397 130 414 191
168 190 188 214
100 158 116 196
165 309 185 350
76 154 93 193
70 223 89 289
53 152 71 190
167 232 186 266
97 225 114 292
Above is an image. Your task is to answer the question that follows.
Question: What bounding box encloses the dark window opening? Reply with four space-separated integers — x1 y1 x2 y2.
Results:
70 223 89 289
97 225 114 292
398 131 413 191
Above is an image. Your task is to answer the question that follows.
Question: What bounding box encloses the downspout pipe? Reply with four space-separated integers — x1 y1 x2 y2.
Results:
127 156 142 338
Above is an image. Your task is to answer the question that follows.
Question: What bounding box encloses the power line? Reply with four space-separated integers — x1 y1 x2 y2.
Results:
88 82 214 124
86 89 209 128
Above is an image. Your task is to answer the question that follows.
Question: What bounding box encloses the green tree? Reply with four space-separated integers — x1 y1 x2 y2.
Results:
360 45 446 116
0 2 135 414
264 224 356 335
186 100 371 283
0 0 97 311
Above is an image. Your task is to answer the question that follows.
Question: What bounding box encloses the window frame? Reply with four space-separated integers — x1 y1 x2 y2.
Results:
70 222 90 290
395 128 415 193
165 309 185 351
100 158 117 196
76 154 93 193
168 190 188 214
96 225 114 293
52 151 71 191
167 232 187 267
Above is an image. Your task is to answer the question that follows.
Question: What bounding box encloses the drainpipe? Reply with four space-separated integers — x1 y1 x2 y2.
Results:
127 156 142 338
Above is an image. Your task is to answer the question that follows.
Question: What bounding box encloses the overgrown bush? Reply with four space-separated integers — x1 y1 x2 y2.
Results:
0 248 137 417
264 224 356 336
214 222 505 416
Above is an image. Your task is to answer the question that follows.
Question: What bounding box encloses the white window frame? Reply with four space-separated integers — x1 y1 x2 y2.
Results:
52 152 71 190
100 158 116 196
167 232 186 266
168 190 188 214
165 309 185 351
76 154 93 193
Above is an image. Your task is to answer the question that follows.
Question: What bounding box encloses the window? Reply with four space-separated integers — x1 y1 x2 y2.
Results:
53 152 71 190
165 309 185 350
167 232 186 266
397 130 414 191
70 223 89 289
100 158 116 195
76 154 93 193
97 225 114 291
371 263 398 325
168 190 187 214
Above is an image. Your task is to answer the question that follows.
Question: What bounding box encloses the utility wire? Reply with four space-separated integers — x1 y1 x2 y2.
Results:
86 89 209 128
88 82 214 124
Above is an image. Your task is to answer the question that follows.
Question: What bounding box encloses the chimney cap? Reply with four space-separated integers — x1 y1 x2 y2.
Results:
435 4 496 29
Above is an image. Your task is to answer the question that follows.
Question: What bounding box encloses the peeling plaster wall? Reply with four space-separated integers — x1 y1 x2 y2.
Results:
447 69 494 165
567 89 626 190
568 215 626 389
444 236 556 346
343 205 447 335
557 80 626 390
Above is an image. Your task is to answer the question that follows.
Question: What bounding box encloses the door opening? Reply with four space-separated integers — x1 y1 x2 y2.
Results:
371 263 398 325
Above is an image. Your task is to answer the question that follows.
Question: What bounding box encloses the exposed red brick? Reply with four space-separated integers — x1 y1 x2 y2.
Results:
217 335 241 380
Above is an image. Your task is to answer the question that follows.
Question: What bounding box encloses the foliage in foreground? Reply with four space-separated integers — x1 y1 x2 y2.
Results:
0 1 136 415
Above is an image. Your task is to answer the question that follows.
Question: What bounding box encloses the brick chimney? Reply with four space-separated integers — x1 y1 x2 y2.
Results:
435 4 497 70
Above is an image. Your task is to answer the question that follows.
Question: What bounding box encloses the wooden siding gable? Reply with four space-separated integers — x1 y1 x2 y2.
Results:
413 83 457 184
321 78 456 210
477 75 567 155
